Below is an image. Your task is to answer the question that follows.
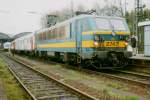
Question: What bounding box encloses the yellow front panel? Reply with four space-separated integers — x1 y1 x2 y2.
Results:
103 41 126 47
82 40 126 48
115 31 130 35
82 31 112 35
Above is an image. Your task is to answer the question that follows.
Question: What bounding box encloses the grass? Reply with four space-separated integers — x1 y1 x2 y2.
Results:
0 57 31 100
123 96 139 100
14 54 149 100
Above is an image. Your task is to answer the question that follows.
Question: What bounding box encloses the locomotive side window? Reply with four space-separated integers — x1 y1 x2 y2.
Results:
43 32 46 40
40 33 42 40
95 18 111 30
38 34 41 40
54 28 56 39
48 30 52 39
45 31 48 40
38 25 67 40
82 19 90 32
59 26 63 37
56 28 59 39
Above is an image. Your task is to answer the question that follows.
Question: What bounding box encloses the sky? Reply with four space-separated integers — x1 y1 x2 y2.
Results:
0 0 149 36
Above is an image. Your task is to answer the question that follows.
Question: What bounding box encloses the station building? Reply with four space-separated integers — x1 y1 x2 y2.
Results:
12 32 32 39
0 32 11 49
138 20 150 56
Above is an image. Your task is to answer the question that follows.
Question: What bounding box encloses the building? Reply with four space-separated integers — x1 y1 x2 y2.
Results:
12 32 32 39
0 32 11 49
138 20 150 56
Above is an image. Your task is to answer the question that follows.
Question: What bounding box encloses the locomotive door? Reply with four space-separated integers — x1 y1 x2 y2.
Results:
75 20 82 55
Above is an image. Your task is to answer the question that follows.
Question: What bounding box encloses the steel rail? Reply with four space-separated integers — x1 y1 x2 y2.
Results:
1 54 98 100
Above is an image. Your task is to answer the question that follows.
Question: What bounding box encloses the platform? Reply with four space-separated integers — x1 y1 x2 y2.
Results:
130 54 150 60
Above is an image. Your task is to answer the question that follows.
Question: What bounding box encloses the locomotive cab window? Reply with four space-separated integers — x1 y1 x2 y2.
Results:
110 19 127 31
95 18 111 30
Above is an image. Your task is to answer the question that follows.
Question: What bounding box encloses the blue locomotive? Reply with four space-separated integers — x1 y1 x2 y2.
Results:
34 15 131 68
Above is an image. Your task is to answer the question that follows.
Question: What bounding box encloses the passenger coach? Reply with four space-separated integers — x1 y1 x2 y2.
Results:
10 33 35 55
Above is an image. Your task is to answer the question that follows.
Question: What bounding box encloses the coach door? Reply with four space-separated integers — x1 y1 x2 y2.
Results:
75 20 82 55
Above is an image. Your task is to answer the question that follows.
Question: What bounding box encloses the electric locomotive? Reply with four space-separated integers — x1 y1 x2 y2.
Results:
35 15 131 68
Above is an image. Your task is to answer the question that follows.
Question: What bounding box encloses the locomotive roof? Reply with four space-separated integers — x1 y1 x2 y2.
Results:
36 15 125 34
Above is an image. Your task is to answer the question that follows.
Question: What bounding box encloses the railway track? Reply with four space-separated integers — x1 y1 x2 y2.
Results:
72 67 150 89
2 52 150 99
101 69 150 87
0 54 97 100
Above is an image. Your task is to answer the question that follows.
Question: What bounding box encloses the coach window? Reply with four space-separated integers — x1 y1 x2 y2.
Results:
57 28 60 39
43 32 45 40
41 33 43 40
70 23 72 38
46 31 48 40
41 32 43 40
60 26 64 38
48 30 51 39
66 25 69 38
42 32 44 40
39 33 42 40
44 32 46 40
54 28 56 39
38 33 41 40
51 29 54 39
55 28 58 39
37 34 39 40
36 34 37 40
56 28 59 39
40 33 42 40
59 27 62 38
50 29 52 39
62 26 65 38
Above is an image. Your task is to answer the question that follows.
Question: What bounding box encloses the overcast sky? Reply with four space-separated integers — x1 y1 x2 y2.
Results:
0 0 149 35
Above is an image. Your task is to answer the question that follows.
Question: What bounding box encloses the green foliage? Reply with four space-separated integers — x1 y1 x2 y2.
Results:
126 9 150 33
123 96 139 100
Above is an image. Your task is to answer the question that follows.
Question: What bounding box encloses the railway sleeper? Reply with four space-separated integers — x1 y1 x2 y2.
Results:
37 94 77 100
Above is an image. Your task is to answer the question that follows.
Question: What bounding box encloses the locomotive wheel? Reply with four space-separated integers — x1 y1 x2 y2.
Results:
93 58 102 68
108 53 119 67
83 59 102 69
116 53 128 67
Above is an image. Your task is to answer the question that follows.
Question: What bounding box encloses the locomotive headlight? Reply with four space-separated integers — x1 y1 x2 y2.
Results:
94 41 98 46
125 42 128 46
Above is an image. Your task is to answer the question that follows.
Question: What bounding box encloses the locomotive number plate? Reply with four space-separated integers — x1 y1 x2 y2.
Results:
105 41 119 47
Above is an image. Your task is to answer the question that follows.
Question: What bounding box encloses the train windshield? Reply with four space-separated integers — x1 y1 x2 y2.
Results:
110 19 127 31
95 18 128 31
95 18 111 30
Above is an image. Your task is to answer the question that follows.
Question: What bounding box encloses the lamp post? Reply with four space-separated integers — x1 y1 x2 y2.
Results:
71 0 74 17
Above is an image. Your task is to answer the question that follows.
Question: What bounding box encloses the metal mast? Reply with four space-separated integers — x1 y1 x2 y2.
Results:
71 0 74 17
135 0 140 36
135 0 143 52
